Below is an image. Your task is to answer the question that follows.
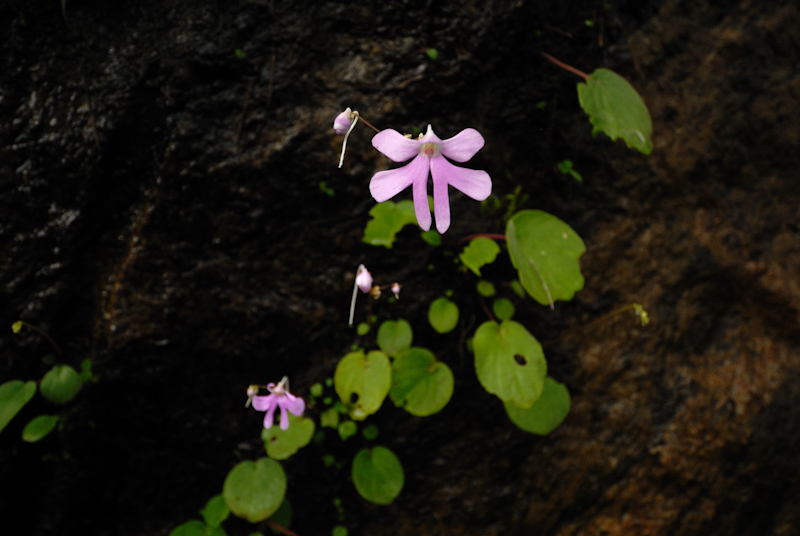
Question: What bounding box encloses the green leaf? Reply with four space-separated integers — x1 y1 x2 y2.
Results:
425 48 438 60
492 298 516 321
428 298 459 334
352 446 404 505
223 458 286 523
389 348 454 416
200 495 230 527
320 407 340 428
376 319 413 356
473 320 547 408
40 364 83 404
11 321 23 333
362 424 379 441
505 377 571 434
476 280 496 297
332 526 349 536
261 414 315 460
363 200 418 248
459 237 500 276
420 230 442 246
338 420 358 441
0 380 37 434
169 521 208 536
22 414 59 442
577 68 653 155
334 351 391 420
506 210 585 307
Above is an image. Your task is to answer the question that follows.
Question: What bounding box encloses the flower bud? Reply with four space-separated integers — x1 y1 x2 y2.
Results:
355 264 373 293
333 107 354 135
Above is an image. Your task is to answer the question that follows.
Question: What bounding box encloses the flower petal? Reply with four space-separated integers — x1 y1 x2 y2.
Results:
263 403 278 429
371 129 421 162
419 124 444 145
282 393 306 417
430 156 492 201
251 394 277 412
412 165 432 231
333 108 353 135
431 162 451 233
369 153 428 202
441 128 485 163
278 407 290 430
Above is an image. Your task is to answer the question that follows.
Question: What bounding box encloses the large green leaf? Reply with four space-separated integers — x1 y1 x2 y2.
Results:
0 380 37 434
261 414 315 460
504 377 571 434
352 446 404 505
40 364 83 404
459 237 500 276
223 458 286 523
506 210 585 307
577 68 653 155
473 320 546 408
22 414 59 443
363 200 418 248
334 350 392 420
389 348 454 416
376 319 413 356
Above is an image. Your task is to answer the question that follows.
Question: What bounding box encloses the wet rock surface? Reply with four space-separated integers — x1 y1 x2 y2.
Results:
2 0 799 535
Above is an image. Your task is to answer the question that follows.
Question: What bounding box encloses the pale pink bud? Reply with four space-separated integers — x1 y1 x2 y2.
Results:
333 107 354 135
391 282 402 299
355 264 373 293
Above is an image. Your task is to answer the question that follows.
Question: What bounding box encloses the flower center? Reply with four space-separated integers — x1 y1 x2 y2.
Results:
423 142 438 157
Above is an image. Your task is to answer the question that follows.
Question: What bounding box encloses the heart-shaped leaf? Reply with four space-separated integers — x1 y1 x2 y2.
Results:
352 446 404 505
363 200 418 248
223 458 286 522
261 414 315 460
334 351 391 420
428 297 459 334
376 319 413 356
459 237 500 276
390 348 454 416
505 377 571 434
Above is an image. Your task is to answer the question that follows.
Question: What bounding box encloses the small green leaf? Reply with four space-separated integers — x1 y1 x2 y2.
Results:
356 322 370 336
11 321 23 333
362 424 379 441
428 298 459 334
363 200 418 248
338 420 357 441
459 237 500 276
420 230 442 246
0 380 37 434
476 280 496 297
510 280 525 298
261 414 315 460
352 446 404 505
201 495 230 528
633 303 650 326
376 319 413 356
473 320 547 408
169 521 208 536
505 377 570 434
390 348 454 416
425 48 438 60
310 383 324 398
506 210 585 307
332 526 349 536
40 365 83 404
556 159 583 182
577 68 653 154
492 298 516 321
334 350 392 420
22 414 59 442
320 407 340 428
223 458 286 522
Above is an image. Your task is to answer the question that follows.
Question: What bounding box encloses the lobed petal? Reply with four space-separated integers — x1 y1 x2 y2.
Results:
440 128 485 163
369 154 428 202
251 394 277 412
431 162 452 233
263 403 278 429
412 166 432 231
282 393 306 417
371 129 421 162
278 407 290 430
431 156 492 201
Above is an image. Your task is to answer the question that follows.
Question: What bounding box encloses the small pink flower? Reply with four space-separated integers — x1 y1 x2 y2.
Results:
391 282 402 299
370 125 492 233
250 377 305 430
355 264 373 293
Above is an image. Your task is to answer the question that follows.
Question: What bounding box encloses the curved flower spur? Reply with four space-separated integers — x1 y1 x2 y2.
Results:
370 125 492 233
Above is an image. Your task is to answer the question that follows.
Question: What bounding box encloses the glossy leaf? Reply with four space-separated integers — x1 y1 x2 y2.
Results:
363 200 418 248
506 210 585 307
334 351 391 420
223 459 286 523
22 414 59 443
505 377 571 434
261 414 315 460
577 68 653 155
0 380 37 434
40 364 83 404
389 348 454 417
352 446 404 505
376 320 413 356
428 298 459 334
459 237 500 276
473 320 546 408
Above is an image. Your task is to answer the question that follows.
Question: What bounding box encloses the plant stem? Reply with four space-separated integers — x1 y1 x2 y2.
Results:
457 233 506 245
541 52 590 80
357 115 381 133
267 520 302 536
16 321 63 358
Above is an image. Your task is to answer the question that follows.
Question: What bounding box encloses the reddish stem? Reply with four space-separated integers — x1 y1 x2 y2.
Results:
541 52 590 80
479 295 496 323
358 116 381 133
457 233 506 246
267 520 302 536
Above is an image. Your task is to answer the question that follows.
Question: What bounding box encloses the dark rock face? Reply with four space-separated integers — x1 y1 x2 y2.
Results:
2 0 800 535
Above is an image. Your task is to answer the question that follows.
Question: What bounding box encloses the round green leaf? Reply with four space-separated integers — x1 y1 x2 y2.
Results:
40 365 83 404
169 521 208 536
0 380 37 434
200 494 230 527
473 320 547 408
351 446 404 505
506 210 585 307
389 348 454 416
428 298 459 334
376 319 413 356
459 237 500 276
492 298 516 321
476 280 496 297
577 68 653 154
505 377 571 434
334 350 391 420
22 414 59 442
363 200 418 248
338 420 358 440
223 458 286 522
261 414 315 460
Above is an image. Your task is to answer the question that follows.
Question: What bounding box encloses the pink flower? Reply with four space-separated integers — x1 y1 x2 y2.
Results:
370 125 492 233
355 264 373 293
250 377 305 430
333 107 354 135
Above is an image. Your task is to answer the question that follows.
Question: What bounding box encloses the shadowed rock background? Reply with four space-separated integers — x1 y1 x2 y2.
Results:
2 0 799 534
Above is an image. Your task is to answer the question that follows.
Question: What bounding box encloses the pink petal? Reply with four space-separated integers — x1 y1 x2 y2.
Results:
412 166 432 231
278 407 290 430
430 156 492 201
263 403 278 429
369 153 429 202
432 167 451 233
440 128 485 163
251 394 277 412
371 129 421 162
283 393 306 417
